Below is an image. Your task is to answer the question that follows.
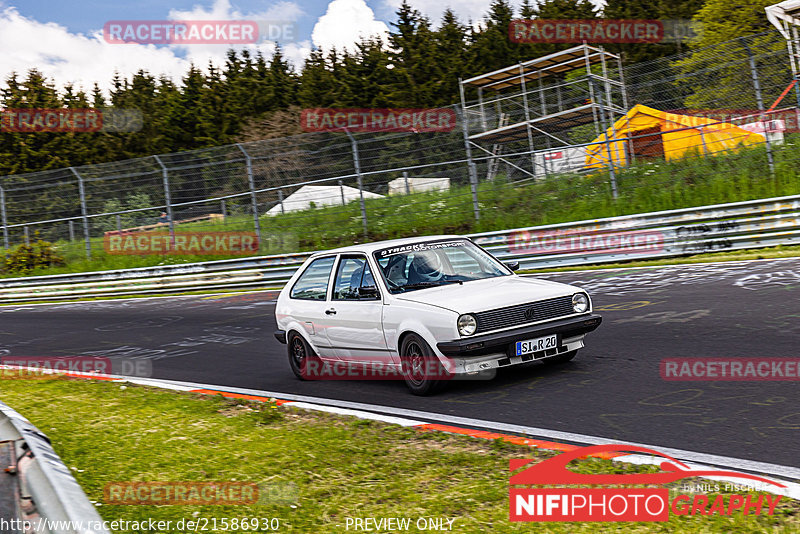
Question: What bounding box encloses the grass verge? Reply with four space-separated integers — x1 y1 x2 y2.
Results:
0 376 796 533
6 135 800 279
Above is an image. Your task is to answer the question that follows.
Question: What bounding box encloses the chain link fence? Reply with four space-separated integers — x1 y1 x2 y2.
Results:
2 30 799 260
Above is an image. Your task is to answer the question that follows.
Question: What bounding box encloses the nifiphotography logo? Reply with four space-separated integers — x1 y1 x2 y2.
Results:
510 444 785 522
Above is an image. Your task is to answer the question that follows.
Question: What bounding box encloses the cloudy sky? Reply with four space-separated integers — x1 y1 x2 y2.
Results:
1 0 495 94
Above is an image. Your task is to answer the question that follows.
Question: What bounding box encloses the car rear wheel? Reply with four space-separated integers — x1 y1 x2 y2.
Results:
400 333 448 396
544 350 577 365
287 332 319 380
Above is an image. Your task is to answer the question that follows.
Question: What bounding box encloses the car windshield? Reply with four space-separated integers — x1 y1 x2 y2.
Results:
373 239 510 294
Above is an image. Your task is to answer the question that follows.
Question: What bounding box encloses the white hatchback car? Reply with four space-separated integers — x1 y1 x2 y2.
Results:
274 236 602 395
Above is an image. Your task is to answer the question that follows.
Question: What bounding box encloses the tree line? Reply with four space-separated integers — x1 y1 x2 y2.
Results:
0 0 781 177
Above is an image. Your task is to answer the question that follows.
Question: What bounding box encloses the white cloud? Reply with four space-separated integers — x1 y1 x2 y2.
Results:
0 6 189 93
166 0 306 67
380 0 489 26
0 0 309 96
312 0 390 52
283 40 314 67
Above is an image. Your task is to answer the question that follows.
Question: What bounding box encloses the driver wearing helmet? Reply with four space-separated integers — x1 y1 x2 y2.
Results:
407 250 444 284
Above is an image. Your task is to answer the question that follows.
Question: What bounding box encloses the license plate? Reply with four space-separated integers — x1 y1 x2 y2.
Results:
515 334 558 356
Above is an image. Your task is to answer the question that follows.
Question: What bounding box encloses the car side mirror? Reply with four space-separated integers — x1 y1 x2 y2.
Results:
505 261 520 272
358 286 380 299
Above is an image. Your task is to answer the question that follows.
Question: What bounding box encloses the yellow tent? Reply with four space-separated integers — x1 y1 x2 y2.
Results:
584 104 766 168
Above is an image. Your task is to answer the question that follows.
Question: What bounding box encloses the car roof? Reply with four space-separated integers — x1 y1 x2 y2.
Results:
308 235 465 257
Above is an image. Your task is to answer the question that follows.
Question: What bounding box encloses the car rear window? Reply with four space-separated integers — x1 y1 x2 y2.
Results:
290 256 335 300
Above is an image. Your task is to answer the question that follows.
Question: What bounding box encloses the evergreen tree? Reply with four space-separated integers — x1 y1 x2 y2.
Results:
470 0 519 74
603 0 703 63
269 46 298 109
388 2 441 107
433 9 469 105
298 49 338 107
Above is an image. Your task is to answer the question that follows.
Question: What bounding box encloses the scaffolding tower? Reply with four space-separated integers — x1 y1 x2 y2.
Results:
767 0 800 113
458 44 628 178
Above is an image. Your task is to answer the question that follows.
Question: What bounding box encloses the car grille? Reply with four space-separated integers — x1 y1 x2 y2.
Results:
474 295 575 334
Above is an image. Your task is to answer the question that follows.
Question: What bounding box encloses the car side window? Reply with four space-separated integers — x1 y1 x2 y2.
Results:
333 256 379 301
290 257 335 300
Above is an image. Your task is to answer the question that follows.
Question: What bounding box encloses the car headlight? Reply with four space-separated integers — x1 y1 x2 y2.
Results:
457 314 477 336
572 293 589 313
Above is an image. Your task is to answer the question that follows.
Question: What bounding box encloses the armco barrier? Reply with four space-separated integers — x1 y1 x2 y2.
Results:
471 193 800 269
0 399 110 533
2 192 800 301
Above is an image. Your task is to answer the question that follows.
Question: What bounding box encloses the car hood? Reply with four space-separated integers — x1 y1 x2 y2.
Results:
393 275 581 313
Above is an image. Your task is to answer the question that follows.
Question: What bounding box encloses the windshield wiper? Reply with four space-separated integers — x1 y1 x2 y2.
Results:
396 280 463 292
396 282 440 292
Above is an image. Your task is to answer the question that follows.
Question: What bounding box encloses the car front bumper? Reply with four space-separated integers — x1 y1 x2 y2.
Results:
436 314 602 358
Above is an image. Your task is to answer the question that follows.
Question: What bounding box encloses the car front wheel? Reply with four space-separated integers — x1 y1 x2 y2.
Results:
400 333 448 396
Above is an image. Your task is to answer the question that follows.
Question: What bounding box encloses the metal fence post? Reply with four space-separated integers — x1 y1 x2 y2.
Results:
742 38 775 177
115 214 122 233
698 126 708 156
595 94 619 199
68 220 74 242
278 189 285 215
344 130 369 240
457 86 481 222
403 171 410 194
221 200 227 222
0 184 8 250
338 180 345 205
792 26 800 135
541 153 550 180
23 226 29 245
153 155 175 240
236 143 262 245
604 136 619 199
69 167 91 259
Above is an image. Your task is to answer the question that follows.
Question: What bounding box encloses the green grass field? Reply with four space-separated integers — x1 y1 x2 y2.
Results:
0 376 796 533
6 137 800 278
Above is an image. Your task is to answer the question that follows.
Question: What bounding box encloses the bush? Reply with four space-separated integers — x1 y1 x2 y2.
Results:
4 234 66 274
95 193 156 233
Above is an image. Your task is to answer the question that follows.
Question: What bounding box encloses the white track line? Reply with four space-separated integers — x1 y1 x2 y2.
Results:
528 254 800 275
121 378 800 485
0 289 277 308
5 368 798 499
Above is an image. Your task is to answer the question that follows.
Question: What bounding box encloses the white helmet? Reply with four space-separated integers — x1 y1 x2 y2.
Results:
411 251 443 283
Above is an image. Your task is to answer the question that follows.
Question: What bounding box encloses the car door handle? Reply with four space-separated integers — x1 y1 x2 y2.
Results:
325 308 337 315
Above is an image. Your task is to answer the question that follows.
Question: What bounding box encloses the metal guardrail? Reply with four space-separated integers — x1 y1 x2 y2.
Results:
0 399 110 533
1 192 800 302
471 192 800 269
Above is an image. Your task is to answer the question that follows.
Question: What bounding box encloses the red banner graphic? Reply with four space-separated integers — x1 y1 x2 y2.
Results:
508 228 665 256
510 20 664 43
300 108 457 133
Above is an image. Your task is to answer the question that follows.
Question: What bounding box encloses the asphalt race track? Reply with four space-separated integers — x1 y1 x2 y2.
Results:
2 258 799 469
